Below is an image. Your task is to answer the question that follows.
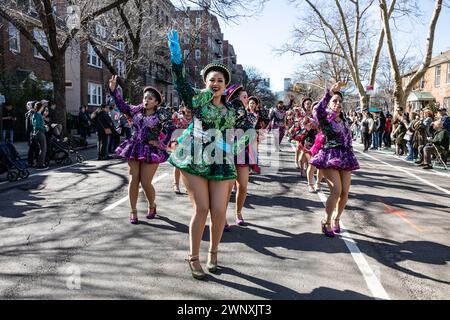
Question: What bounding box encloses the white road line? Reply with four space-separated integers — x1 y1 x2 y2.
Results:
356 150 450 195
316 191 391 300
102 173 169 212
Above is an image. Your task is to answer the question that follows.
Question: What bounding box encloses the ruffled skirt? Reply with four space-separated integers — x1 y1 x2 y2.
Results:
310 146 359 171
116 140 169 164
168 126 237 181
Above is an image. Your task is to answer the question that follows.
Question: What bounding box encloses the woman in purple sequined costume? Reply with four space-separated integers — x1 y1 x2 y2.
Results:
310 82 360 237
224 84 258 229
109 75 173 225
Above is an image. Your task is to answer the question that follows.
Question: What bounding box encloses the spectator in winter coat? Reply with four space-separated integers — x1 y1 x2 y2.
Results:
94 104 114 160
78 106 91 142
32 102 48 170
1 102 16 143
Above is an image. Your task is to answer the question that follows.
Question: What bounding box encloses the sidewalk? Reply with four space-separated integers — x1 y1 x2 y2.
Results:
354 140 449 173
11 135 98 158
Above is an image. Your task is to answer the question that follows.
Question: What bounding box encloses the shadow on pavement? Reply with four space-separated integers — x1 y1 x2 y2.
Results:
209 266 373 300
346 230 450 285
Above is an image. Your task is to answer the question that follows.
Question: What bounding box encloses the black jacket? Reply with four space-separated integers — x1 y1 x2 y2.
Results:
95 110 114 135
78 111 91 128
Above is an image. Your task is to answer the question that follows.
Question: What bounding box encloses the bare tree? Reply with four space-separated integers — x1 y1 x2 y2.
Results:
0 0 129 131
87 0 269 102
242 66 277 107
85 0 170 101
282 0 392 109
174 0 268 21
375 52 419 109
379 0 443 110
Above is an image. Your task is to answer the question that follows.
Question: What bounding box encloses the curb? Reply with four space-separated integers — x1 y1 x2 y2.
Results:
18 142 97 158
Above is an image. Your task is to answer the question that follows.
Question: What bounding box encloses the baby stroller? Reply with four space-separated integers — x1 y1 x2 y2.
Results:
46 124 86 166
0 142 30 182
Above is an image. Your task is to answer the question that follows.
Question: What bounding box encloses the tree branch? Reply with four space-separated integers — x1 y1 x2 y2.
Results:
0 6 52 61
335 0 355 66
404 0 443 95
62 0 130 52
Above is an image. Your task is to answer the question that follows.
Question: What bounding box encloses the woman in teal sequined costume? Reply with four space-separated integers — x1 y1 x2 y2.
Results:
168 29 240 280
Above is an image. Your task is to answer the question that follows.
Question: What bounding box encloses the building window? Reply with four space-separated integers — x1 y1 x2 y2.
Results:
195 49 201 60
96 24 107 39
29 0 37 13
87 43 102 68
33 28 49 59
116 59 125 77
108 51 113 64
435 65 441 87
184 49 189 60
447 63 450 84
183 34 190 45
88 83 103 106
8 23 20 53
196 17 202 27
419 77 425 89
444 97 450 109
184 18 190 29
115 40 124 51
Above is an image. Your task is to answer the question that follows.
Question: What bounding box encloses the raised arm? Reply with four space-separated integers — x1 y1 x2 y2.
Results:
168 30 195 109
314 82 345 121
108 75 132 117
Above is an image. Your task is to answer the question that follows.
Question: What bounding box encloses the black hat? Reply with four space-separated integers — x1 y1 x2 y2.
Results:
248 96 261 105
201 63 231 85
332 91 343 99
143 86 163 105
301 97 313 108
226 84 243 102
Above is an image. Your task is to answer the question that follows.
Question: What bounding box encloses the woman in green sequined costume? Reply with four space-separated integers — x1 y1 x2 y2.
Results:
168 30 239 280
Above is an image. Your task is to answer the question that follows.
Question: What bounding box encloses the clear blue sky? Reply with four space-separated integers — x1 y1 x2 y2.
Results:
219 0 450 92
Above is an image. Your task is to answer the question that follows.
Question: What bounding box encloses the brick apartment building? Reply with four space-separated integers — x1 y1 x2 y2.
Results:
175 7 246 90
0 0 179 115
1 1 246 119
402 50 450 111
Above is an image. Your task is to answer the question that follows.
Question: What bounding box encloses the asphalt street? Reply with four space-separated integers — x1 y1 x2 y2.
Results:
0 137 449 300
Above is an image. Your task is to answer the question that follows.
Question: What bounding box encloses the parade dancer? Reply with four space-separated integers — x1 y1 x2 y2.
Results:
268 100 287 145
168 30 243 280
225 85 258 228
109 75 173 225
296 115 319 192
310 82 360 237
248 96 263 175
298 98 314 176
171 104 193 194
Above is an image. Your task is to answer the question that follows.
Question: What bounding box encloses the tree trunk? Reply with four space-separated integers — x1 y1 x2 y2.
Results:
50 57 67 134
